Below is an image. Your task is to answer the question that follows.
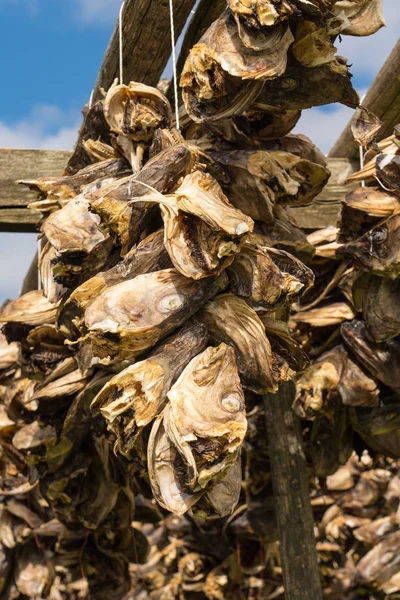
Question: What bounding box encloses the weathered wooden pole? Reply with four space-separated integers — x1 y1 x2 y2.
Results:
263 381 323 600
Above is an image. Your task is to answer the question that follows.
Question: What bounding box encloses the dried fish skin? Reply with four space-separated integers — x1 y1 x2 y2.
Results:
351 105 383 147
0 333 19 371
43 196 113 286
38 243 66 304
351 403 400 459
148 415 202 515
292 301 357 327
333 0 385 36
80 269 228 366
356 531 400 586
182 10 293 81
227 242 304 311
204 452 242 517
198 294 277 393
104 80 172 143
376 153 400 195
272 151 331 206
206 106 301 145
21 158 130 213
227 0 294 30
258 58 359 109
87 143 196 253
267 247 314 296
0 291 57 344
336 213 400 278
343 186 400 217
57 229 171 337
91 323 209 458
172 170 254 236
355 273 400 342
261 313 308 371
165 343 247 490
292 16 347 69
294 346 343 418
341 319 400 392
162 208 242 280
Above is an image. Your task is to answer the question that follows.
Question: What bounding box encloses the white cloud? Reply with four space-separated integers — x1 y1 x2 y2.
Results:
0 104 81 150
73 0 121 24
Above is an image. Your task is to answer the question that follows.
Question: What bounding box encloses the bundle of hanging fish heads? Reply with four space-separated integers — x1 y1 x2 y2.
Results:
291 122 400 595
0 0 387 598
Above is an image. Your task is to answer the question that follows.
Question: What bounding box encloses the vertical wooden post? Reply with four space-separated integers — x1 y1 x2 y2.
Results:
263 381 323 600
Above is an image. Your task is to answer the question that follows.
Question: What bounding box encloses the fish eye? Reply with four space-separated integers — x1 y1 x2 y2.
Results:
221 394 242 413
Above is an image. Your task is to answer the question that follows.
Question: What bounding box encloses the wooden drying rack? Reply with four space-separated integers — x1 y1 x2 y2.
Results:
0 2 399 598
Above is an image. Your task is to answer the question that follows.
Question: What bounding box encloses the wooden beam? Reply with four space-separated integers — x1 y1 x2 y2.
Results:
166 0 226 101
0 151 357 231
264 381 323 600
290 157 358 229
92 0 196 103
329 39 400 159
0 149 72 209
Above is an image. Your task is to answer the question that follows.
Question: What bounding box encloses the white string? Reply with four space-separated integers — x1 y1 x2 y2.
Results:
37 239 42 290
88 89 94 110
119 0 125 84
168 0 180 130
359 93 366 188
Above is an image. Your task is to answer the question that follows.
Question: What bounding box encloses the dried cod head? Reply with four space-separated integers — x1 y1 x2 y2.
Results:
21 158 130 214
227 0 295 30
341 319 400 392
353 273 400 342
203 104 301 146
91 323 209 459
172 170 254 236
227 242 305 310
42 196 113 287
87 143 196 254
162 208 243 280
292 15 348 69
258 58 360 109
104 80 172 171
58 229 171 337
147 415 202 515
351 105 383 147
0 291 57 344
198 293 283 393
336 213 400 278
164 343 247 491
333 0 385 36
343 186 400 218
180 10 293 122
77 269 228 367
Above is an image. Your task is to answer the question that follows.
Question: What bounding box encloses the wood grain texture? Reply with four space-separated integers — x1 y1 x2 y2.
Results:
264 381 323 600
0 152 357 231
0 149 71 209
290 157 358 229
92 0 196 102
329 39 400 159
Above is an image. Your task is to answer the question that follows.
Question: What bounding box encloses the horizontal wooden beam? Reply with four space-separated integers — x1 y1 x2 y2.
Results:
0 150 357 232
290 157 358 229
329 39 400 159
0 149 72 209
92 0 196 103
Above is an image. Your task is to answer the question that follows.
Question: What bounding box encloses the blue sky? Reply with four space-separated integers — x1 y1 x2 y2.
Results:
0 0 399 303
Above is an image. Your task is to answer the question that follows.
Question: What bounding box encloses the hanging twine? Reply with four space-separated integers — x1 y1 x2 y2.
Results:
168 0 180 130
119 0 125 84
